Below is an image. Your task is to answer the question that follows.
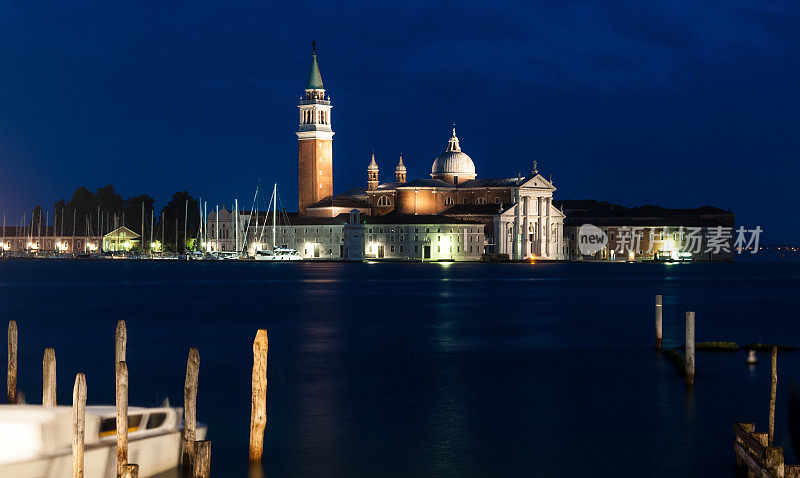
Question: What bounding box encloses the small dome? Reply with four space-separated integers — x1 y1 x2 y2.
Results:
431 128 476 180
395 155 407 172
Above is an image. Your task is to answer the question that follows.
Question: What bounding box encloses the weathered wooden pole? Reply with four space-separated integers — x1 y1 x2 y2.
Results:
193 440 211 478
182 347 200 469
249 329 269 462
72 373 86 478
685 311 695 387
655 294 663 350
116 361 129 477
43 347 57 406
7 320 17 403
769 346 777 444
121 463 139 478
115 320 127 364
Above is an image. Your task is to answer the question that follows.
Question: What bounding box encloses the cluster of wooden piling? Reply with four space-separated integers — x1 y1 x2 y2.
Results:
653 294 799 475
654 295 696 387
6 319 272 478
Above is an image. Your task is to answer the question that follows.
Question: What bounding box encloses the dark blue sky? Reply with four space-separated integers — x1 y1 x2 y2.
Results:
1 1 798 240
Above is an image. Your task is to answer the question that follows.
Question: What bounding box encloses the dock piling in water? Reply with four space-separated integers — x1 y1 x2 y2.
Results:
182 347 200 469
116 361 129 477
43 347 56 406
685 311 695 387
655 294 663 350
8 320 17 403
193 440 211 478
769 346 777 444
115 319 127 363
72 373 86 478
249 329 268 462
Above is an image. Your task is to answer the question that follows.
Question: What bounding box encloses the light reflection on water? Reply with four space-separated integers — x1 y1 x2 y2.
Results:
0 260 798 477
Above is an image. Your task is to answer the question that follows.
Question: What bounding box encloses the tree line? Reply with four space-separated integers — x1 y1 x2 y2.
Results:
23 185 201 252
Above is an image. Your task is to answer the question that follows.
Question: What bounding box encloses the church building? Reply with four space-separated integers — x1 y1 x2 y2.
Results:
207 44 565 261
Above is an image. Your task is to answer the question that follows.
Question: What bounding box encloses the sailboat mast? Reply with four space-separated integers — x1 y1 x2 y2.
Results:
272 184 277 250
184 199 188 252
234 198 239 253
150 209 154 254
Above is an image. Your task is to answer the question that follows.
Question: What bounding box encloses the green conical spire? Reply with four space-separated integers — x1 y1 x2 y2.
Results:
306 41 324 89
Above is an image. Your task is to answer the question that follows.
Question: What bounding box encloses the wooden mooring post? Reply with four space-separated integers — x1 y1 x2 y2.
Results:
115 319 127 363
769 346 777 444
121 463 139 478
655 294 663 350
182 347 200 469
685 311 695 387
8 320 17 403
116 361 129 477
193 440 211 478
72 373 86 478
43 347 57 406
249 329 268 462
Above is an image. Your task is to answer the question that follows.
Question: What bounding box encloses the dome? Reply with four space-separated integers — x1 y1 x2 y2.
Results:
431 128 476 182
431 151 475 176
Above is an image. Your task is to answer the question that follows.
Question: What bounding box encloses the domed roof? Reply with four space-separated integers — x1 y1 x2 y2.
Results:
395 155 406 172
431 128 475 177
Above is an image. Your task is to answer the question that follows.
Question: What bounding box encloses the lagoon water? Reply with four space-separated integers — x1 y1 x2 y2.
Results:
1 259 798 477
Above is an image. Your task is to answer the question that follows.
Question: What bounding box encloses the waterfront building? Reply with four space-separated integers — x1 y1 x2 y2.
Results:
102 226 141 252
0 226 100 254
205 209 484 261
562 205 736 262
205 43 562 261
322 130 565 260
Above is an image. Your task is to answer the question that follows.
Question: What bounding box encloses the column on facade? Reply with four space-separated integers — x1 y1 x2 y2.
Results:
536 197 543 256
545 197 552 257
493 218 502 255
522 196 530 258
514 190 522 260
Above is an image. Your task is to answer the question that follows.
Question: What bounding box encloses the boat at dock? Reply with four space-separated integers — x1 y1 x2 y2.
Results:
0 403 206 478
255 247 302 261
253 184 303 261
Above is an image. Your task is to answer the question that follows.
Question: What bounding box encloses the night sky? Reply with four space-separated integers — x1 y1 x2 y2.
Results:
0 1 798 241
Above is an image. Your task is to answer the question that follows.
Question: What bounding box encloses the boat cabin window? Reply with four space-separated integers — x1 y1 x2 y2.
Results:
146 412 167 429
99 414 143 437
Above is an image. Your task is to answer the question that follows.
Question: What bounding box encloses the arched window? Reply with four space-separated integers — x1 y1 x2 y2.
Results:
476 197 487 204
377 196 392 207
445 197 454 206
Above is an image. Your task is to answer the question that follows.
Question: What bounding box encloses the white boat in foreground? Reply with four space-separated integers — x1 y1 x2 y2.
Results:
0 404 206 478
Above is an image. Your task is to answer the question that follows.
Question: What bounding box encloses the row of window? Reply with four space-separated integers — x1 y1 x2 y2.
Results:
367 227 481 234
373 244 478 254
368 234 480 243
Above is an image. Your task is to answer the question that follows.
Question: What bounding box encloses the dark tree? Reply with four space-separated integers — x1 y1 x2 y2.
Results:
124 194 156 236
65 187 96 235
159 191 200 252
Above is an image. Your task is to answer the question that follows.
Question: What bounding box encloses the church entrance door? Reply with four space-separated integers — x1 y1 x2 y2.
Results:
423 245 431 259
378 245 385 258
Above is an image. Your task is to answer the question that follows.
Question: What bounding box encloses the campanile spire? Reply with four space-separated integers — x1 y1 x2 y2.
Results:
297 41 334 215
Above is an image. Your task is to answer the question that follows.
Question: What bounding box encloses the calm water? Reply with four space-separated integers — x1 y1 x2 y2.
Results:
1 260 798 477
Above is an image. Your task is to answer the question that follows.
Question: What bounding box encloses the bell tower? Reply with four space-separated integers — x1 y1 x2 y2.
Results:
297 41 334 215
367 153 379 190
